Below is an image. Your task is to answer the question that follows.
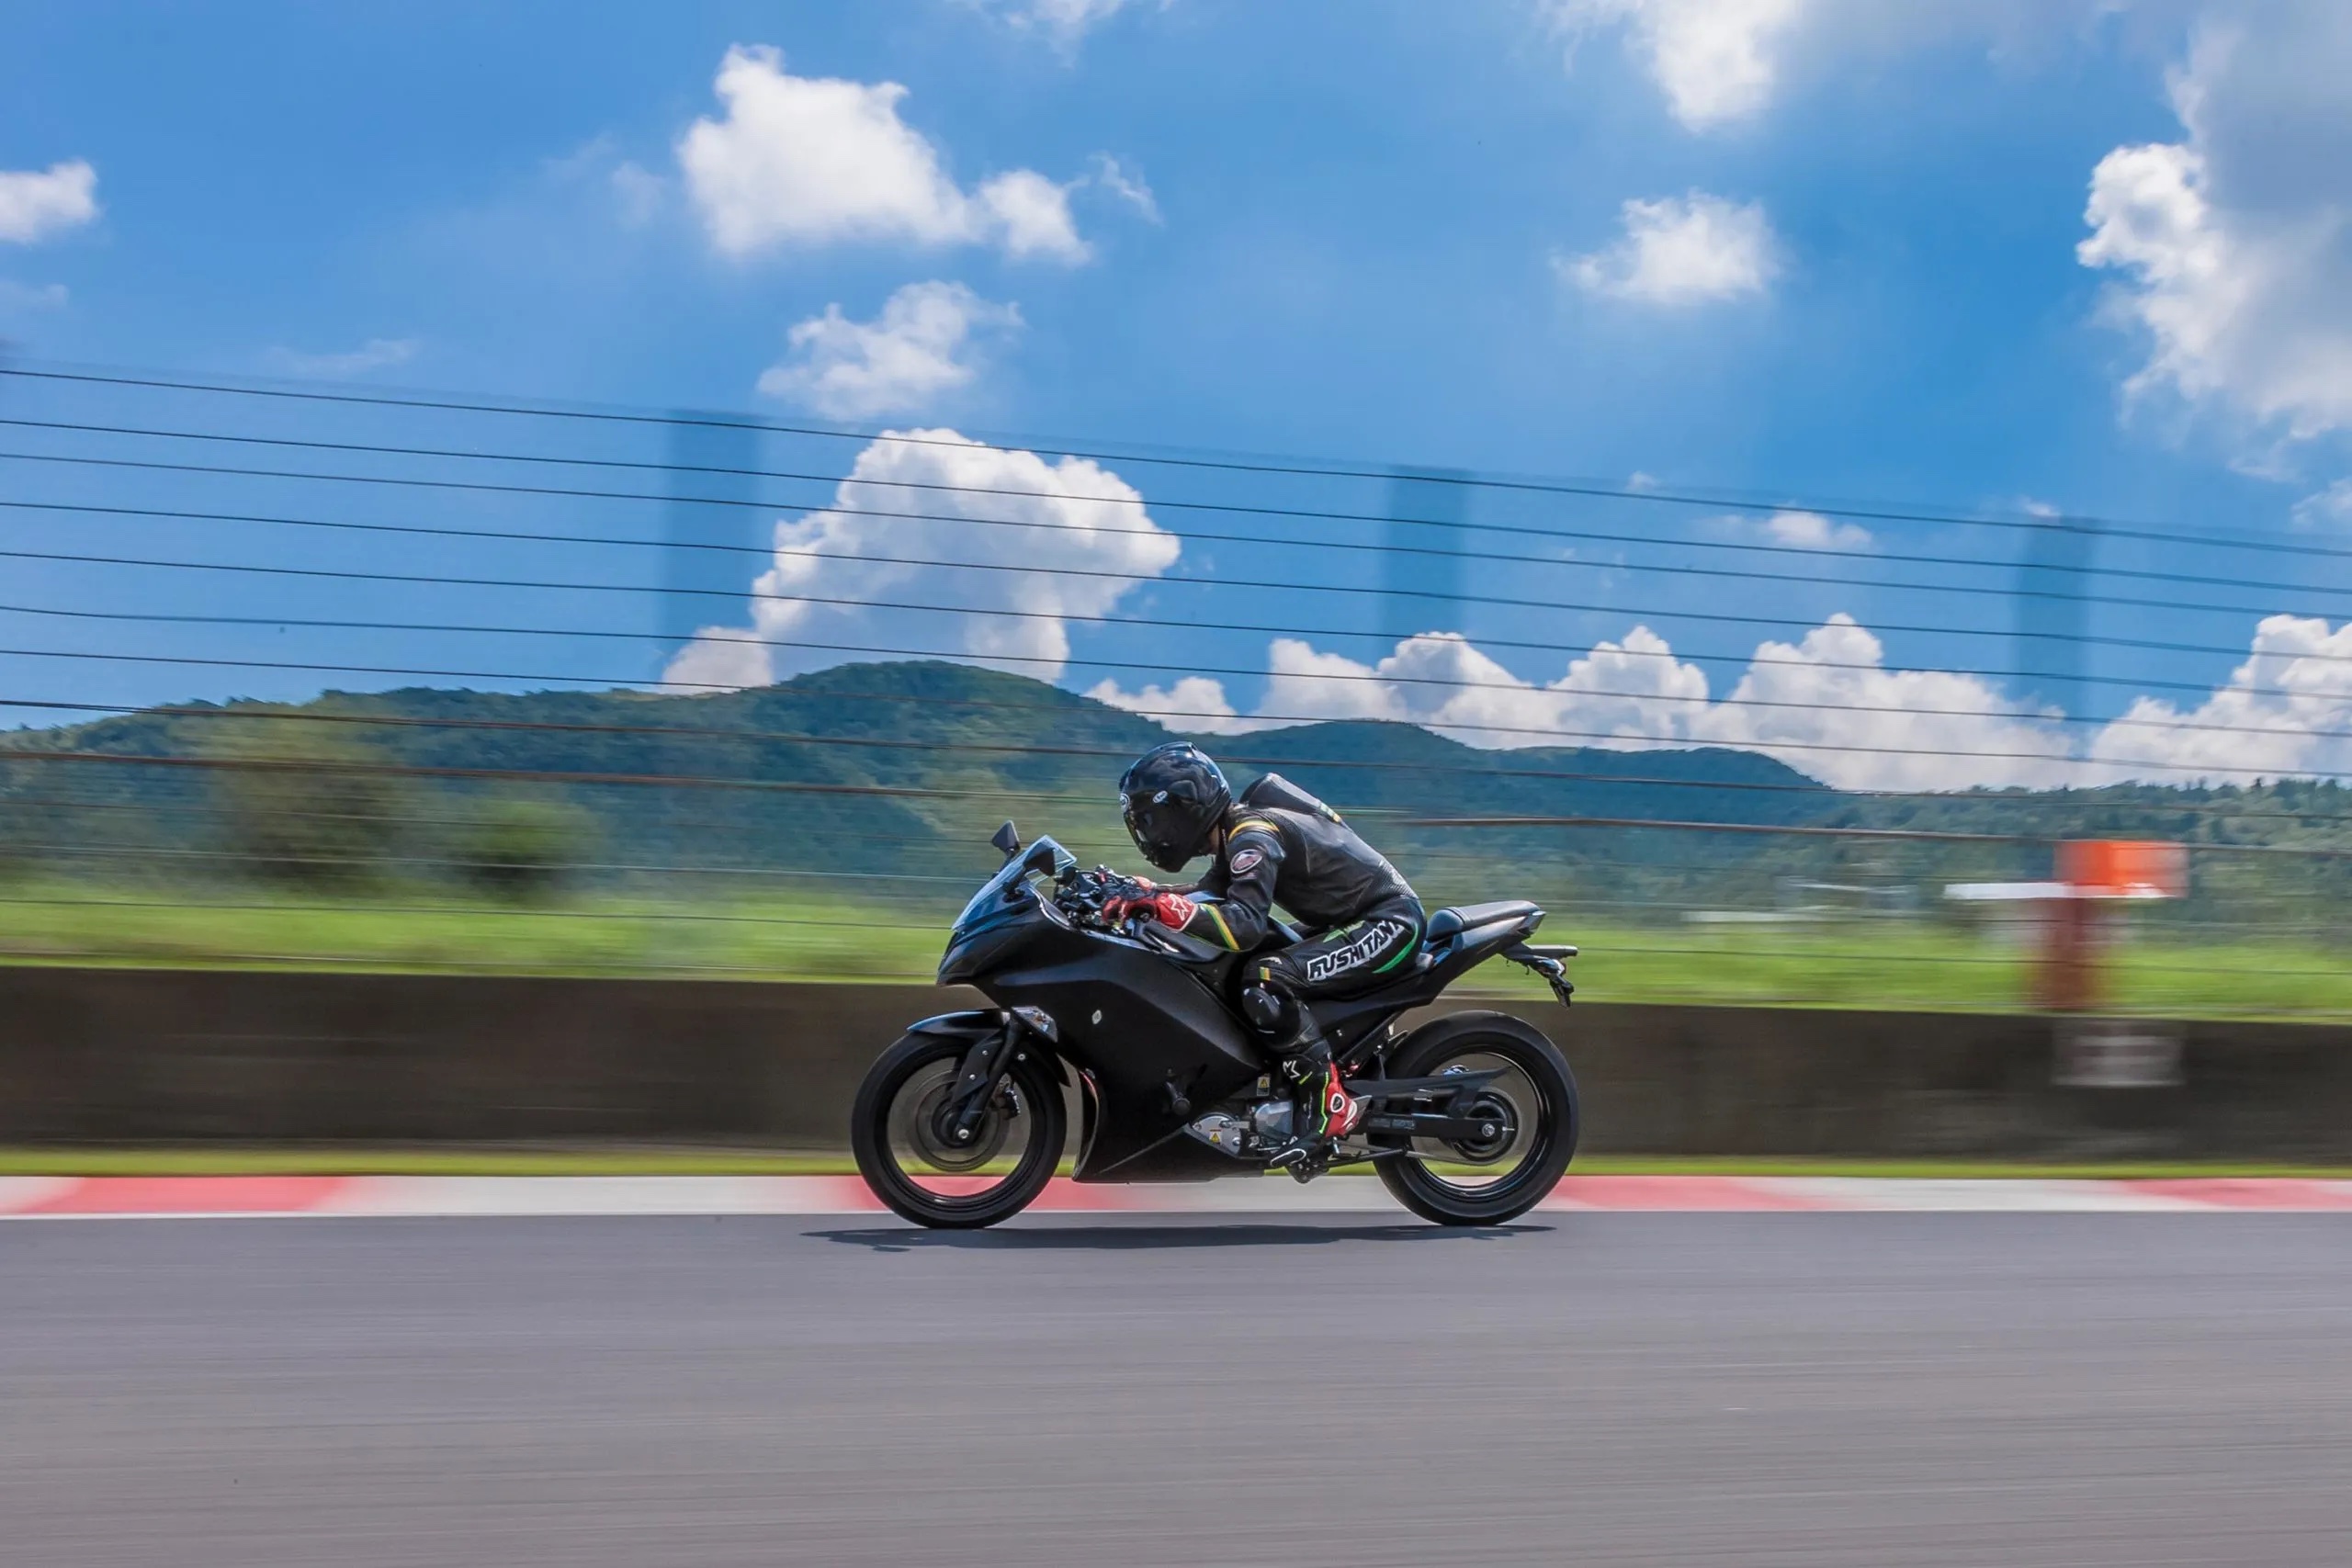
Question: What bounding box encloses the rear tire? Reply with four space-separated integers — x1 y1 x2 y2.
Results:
852 1031 1066 1229
1373 1011 1577 1226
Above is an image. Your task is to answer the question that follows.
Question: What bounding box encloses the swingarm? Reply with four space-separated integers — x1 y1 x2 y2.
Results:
1346 1067 1512 1143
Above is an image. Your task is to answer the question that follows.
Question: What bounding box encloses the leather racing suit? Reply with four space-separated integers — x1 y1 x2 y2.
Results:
1174 781 1426 1010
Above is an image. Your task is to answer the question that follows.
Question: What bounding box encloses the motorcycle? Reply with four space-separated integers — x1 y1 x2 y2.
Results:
850 819 1581 1229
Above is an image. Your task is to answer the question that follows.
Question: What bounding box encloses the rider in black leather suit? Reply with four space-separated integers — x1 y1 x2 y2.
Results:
1108 743 1425 1163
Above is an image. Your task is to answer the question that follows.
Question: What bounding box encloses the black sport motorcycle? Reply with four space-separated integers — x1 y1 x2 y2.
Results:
852 821 1581 1229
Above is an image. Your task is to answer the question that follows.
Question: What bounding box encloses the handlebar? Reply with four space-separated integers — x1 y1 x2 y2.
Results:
1052 865 1153 932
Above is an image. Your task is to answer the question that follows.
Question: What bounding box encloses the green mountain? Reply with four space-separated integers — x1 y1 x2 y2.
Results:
5 660 2346 922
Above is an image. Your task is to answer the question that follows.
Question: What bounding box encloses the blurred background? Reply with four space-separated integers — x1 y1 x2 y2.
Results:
2 364 2349 1025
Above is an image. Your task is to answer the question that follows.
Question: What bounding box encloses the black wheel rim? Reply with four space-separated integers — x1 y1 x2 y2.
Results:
1399 1045 1554 1199
877 1053 1052 1214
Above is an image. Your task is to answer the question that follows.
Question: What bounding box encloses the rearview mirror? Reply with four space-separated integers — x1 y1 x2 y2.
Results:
990 820 1022 860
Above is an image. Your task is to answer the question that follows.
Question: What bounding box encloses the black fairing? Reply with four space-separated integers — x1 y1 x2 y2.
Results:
930 836 1550 1183
937 838 1265 1180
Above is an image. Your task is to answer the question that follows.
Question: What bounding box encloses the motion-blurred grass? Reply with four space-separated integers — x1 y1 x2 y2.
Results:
3 878 2348 1021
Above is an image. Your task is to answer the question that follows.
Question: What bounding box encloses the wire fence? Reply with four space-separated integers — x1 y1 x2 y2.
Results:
3 362 2349 1016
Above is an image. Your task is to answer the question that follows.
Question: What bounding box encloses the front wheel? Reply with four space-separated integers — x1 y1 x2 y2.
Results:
852 1030 1066 1229
1373 1011 1578 1226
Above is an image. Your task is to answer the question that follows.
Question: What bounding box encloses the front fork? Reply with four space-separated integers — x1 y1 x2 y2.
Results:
937 1007 1056 1146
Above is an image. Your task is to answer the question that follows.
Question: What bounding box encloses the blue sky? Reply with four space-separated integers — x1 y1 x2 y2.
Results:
6 1 2352 789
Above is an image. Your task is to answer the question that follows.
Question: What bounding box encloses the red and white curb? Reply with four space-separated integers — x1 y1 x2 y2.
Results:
1 1174 2349 1220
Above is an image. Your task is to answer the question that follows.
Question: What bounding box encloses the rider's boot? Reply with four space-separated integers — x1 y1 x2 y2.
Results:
1261 1006 1363 1179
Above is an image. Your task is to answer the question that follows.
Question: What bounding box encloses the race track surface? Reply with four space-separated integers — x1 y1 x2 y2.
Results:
4 1213 2348 1567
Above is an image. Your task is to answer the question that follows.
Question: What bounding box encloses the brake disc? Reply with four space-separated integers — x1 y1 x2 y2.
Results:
909 1078 1013 1172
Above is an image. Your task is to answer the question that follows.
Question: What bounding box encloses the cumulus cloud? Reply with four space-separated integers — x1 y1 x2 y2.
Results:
1695 616 2075 790
0 160 99 244
2078 11 2352 442
2088 615 2352 783
1090 616 2082 791
757 281 1022 420
264 338 418 378
1087 603 2352 789
678 45 1087 263
1715 509 1874 550
1559 192 1778 305
1085 675 1267 734
665 430 1180 689
1546 0 1810 130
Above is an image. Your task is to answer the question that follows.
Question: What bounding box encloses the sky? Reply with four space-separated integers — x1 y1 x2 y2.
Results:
6 0 2352 790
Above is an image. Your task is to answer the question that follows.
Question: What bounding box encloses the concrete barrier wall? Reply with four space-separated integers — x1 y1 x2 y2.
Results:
2 966 2349 1159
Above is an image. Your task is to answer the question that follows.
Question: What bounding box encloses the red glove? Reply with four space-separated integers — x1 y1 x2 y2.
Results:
1108 890 1195 930
1100 876 1154 923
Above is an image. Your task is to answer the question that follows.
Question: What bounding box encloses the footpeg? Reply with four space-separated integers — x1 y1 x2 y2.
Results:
1266 1143 1317 1182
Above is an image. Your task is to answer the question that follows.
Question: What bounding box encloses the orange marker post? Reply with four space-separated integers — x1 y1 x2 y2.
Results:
2036 841 2188 1013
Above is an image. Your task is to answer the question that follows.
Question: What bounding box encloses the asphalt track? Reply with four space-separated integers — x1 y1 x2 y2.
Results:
4 1214 2349 1567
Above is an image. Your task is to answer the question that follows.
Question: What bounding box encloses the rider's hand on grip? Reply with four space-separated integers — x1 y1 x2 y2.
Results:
1098 872 1159 925
1116 890 1195 931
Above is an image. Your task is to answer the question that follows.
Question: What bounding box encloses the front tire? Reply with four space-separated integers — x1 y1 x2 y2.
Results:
852 1031 1066 1229
1373 1011 1578 1225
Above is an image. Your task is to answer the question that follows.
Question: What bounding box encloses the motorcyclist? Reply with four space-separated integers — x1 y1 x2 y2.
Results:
1105 741 1425 1169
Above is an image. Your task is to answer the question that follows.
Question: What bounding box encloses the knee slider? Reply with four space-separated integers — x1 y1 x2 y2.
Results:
1240 984 1294 1036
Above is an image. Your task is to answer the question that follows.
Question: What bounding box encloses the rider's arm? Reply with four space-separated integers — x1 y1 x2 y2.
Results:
1178 821 1282 949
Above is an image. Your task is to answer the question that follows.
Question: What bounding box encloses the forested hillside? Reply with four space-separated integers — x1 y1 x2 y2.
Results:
6 660 2349 924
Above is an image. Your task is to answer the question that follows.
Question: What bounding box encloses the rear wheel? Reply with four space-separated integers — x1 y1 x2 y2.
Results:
852 1031 1066 1229
1373 1011 1577 1226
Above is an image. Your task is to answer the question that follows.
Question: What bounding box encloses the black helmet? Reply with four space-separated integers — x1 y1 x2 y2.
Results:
1118 742 1231 872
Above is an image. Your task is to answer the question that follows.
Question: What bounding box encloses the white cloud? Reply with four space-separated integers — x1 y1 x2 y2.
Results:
1758 509 1873 550
1560 192 1778 305
0 160 99 244
1107 606 2352 789
2087 614 2352 783
664 429 1180 688
1086 675 1268 734
1210 627 1713 751
2292 479 2352 530
1709 508 1875 550
1693 616 2074 790
757 281 1022 420
1087 153 1161 223
264 338 418 378
1545 1 2151 133
1003 0 1144 52
2078 12 2352 442
677 45 1086 263
1117 616 2076 791
662 626 775 693
1546 0 1810 130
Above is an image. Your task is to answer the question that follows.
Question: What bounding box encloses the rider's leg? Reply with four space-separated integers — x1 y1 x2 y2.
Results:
1240 906 1423 1163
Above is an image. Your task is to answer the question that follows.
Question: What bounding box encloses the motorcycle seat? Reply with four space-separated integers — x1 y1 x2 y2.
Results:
1425 900 1543 943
